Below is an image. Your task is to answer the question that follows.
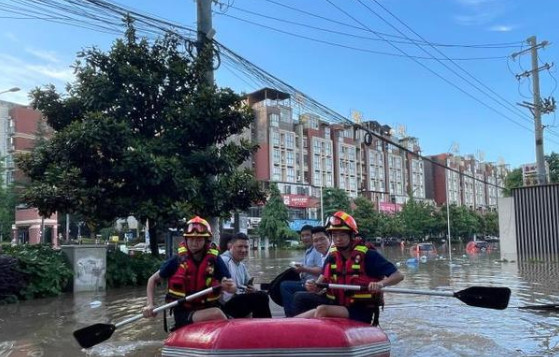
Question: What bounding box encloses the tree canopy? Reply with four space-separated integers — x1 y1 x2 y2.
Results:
546 152 559 183
258 183 290 247
322 187 350 219
16 20 264 248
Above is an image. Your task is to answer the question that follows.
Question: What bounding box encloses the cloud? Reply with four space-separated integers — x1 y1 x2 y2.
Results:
26 65 74 82
489 24 514 32
3 32 18 42
453 0 508 26
25 48 61 63
0 53 74 104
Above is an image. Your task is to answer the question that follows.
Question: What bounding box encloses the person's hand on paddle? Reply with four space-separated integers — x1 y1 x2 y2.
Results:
221 277 236 294
368 281 385 292
304 279 320 293
142 303 157 318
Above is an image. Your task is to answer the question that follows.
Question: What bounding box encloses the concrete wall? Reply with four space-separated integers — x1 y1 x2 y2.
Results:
498 196 517 261
61 245 107 293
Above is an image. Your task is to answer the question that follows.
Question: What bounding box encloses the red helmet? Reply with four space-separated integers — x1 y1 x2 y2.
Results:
325 211 358 234
183 216 212 238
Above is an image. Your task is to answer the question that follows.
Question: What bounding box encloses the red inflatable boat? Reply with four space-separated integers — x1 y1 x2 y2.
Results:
162 317 390 356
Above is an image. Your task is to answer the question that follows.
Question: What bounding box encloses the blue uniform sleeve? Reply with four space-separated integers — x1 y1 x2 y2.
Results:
159 256 179 279
215 255 232 281
364 250 397 278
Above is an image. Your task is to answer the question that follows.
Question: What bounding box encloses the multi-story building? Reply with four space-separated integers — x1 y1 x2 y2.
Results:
244 87 508 225
245 88 431 221
427 153 507 210
0 100 58 245
247 88 316 222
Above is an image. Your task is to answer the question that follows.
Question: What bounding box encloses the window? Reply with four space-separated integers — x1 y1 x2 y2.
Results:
287 168 295 182
313 156 320 171
324 127 330 138
273 149 281 164
286 151 294 166
272 131 280 147
273 166 281 181
269 113 279 127
286 133 295 149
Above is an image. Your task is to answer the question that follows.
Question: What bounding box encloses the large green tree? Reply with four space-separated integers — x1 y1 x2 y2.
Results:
399 199 436 240
258 183 290 248
352 196 382 239
16 20 263 254
545 152 559 183
503 168 523 196
322 187 350 219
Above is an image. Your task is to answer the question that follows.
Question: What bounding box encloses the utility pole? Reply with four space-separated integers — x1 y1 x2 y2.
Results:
512 36 555 185
196 0 219 236
197 0 214 84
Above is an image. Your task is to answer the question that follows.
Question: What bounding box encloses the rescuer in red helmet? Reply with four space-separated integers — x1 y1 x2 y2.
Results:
142 216 236 330
295 211 404 326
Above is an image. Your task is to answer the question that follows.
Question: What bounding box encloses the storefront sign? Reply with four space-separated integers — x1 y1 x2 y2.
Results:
283 194 310 208
379 202 402 214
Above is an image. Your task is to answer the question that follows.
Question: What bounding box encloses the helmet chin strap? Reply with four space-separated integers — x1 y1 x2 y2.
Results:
338 243 352 252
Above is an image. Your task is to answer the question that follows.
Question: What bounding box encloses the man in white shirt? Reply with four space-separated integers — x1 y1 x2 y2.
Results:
220 233 272 318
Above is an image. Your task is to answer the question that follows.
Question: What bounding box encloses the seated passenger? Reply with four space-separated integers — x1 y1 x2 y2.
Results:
279 224 323 317
292 225 332 315
220 233 272 318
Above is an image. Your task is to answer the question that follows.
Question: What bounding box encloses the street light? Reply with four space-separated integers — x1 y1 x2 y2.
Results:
446 172 452 262
0 87 20 95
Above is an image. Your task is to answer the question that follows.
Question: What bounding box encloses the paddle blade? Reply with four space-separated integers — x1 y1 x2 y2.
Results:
73 323 116 348
454 286 511 310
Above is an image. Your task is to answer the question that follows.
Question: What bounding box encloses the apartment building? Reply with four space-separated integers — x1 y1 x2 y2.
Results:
245 88 433 220
0 100 58 245
426 153 507 210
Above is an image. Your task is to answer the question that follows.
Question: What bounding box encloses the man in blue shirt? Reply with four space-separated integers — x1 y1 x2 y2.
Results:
279 225 323 317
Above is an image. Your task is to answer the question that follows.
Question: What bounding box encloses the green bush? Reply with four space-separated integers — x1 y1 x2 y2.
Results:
106 250 163 288
2 245 73 301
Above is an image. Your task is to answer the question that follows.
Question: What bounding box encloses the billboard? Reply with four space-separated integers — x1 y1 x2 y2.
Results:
379 202 402 214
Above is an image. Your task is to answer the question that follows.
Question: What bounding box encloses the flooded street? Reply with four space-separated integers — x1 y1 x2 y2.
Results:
1 245 558 356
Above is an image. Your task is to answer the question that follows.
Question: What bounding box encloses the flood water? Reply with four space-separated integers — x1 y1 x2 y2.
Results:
1 245 558 356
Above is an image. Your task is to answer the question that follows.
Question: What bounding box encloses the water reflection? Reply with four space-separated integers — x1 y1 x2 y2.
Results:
0 246 557 356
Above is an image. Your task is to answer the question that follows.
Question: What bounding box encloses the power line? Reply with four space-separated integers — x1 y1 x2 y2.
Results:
218 2 520 51
7 0 510 189
217 12 508 61
366 0 535 126
323 0 559 146
257 0 524 49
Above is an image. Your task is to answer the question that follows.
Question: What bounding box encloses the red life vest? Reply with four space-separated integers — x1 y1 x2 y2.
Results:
323 243 384 309
166 241 221 308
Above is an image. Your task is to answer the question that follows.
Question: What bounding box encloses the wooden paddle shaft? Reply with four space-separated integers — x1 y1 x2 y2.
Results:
325 283 455 297
114 286 216 328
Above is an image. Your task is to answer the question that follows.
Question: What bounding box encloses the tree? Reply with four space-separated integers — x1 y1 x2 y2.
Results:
448 205 480 240
258 183 290 248
0 165 17 243
16 20 264 254
545 152 559 183
399 199 436 240
503 168 522 196
322 187 350 219
352 197 382 239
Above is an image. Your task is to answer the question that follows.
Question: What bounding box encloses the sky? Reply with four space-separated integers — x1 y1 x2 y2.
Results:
1 0 558 169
